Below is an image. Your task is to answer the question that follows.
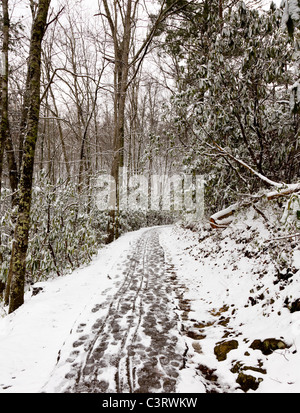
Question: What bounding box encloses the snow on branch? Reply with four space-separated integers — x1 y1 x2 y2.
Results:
212 141 287 188
210 203 238 228
209 142 300 229
267 183 300 200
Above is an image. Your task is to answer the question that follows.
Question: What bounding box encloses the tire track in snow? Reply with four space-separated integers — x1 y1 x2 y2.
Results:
44 228 186 393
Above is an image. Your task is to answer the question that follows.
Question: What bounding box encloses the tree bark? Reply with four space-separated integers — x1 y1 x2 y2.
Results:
102 0 132 241
0 0 10 195
8 0 51 314
5 135 19 205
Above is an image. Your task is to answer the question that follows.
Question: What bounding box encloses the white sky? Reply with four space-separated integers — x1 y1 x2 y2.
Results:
9 0 283 22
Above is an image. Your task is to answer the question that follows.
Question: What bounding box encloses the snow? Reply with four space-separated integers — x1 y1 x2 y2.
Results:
0 227 150 393
293 249 300 267
0 207 300 393
211 203 238 223
159 209 300 393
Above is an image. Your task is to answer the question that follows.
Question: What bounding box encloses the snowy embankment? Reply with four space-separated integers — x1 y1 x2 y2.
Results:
162 206 300 393
0 205 299 393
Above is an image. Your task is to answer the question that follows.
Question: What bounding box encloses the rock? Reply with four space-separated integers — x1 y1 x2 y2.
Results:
197 364 218 382
290 298 300 313
236 372 262 392
249 338 289 355
214 340 239 361
249 339 263 351
283 297 300 312
192 341 203 354
274 269 293 285
187 330 206 340
32 286 44 296
231 360 267 375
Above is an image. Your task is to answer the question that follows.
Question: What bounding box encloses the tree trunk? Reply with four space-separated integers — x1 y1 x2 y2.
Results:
8 0 51 314
0 0 10 195
5 135 19 205
49 87 71 180
100 0 191 241
18 70 31 171
103 0 132 241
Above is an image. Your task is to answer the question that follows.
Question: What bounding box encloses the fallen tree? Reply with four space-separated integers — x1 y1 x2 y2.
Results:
210 203 239 229
209 142 300 229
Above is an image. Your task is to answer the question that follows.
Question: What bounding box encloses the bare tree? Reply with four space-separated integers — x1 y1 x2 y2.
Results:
39 4 108 186
99 0 191 240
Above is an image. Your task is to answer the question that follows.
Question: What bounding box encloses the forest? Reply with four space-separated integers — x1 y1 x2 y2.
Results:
0 0 299 314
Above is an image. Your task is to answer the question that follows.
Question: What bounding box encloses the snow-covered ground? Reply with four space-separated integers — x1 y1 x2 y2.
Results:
162 207 300 393
0 205 300 393
0 227 152 393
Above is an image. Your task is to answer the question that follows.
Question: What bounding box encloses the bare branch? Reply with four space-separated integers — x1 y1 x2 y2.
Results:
45 6 65 29
265 233 300 242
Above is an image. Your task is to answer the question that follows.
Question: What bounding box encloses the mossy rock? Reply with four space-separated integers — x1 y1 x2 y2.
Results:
231 360 267 375
214 340 239 361
236 372 263 392
187 330 206 340
197 364 218 382
250 338 289 355
218 317 230 327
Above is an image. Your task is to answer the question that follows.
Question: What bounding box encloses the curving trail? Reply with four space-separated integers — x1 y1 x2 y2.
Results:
44 228 186 393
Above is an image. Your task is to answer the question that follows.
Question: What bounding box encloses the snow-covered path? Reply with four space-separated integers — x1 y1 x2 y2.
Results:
42 227 186 393
1 219 300 394
0 226 200 394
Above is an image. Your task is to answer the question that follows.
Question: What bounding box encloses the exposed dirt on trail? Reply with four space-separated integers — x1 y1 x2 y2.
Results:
44 228 187 393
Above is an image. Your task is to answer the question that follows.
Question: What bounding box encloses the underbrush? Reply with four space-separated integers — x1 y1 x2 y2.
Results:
0 172 176 294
